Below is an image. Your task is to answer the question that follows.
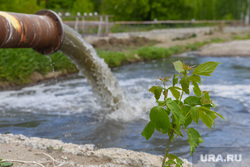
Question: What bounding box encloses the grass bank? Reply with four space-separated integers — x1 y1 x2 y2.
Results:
0 33 247 89
98 38 225 68
0 49 77 87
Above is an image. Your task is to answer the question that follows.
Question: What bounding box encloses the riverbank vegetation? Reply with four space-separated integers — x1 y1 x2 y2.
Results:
0 36 231 88
0 0 249 21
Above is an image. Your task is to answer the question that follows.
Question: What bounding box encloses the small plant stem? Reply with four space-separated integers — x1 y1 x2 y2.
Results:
178 91 184 105
162 128 175 167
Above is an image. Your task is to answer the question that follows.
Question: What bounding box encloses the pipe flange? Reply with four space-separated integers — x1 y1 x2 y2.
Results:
35 10 64 55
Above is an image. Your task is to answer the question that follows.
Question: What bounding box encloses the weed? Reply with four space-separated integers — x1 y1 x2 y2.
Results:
142 61 225 166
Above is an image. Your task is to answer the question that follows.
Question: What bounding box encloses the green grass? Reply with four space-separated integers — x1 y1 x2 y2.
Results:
98 38 227 68
98 50 127 67
232 34 250 40
0 49 77 84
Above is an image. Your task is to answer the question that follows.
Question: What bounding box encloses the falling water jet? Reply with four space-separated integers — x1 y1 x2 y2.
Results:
0 10 127 112
59 25 126 110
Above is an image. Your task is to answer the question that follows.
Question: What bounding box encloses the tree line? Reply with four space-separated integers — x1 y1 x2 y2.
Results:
0 0 250 21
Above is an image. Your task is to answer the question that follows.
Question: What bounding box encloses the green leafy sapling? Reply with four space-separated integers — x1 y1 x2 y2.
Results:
142 61 225 167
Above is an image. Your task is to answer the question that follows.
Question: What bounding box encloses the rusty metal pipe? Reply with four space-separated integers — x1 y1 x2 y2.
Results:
0 10 64 55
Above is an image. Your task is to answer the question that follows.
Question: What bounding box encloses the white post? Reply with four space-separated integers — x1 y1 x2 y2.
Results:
105 15 110 35
98 16 103 36
74 16 79 32
81 16 85 35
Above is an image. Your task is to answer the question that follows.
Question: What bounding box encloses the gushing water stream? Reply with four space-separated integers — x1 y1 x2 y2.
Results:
60 25 126 111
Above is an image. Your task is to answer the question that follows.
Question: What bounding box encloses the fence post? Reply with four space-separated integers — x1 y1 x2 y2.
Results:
105 15 109 35
81 16 85 35
219 21 224 33
74 16 79 32
98 16 103 36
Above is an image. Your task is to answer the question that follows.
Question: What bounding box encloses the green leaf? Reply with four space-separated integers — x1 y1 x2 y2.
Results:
167 153 178 160
193 61 221 76
198 107 223 128
149 106 172 132
192 82 201 97
180 75 190 94
199 106 225 121
156 100 165 106
149 86 162 100
166 100 181 115
199 111 213 129
190 74 201 84
167 100 182 131
184 96 201 106
190 106 199 124
181 105 192 127
176 157 184 164
141 121 155 140
173 74 179 86
149 86 156 94
203 91 210 101
169 87 180 100
201 96 211 105
0 162 13 167
165 160 176 165
173 60 184 73
166 154 184 166
187 128 204 155
213 112 225 121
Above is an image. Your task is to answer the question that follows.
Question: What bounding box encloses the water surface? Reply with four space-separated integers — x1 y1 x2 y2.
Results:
0 54 249 160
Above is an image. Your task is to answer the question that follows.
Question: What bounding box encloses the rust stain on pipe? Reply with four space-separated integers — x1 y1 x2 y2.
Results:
0 10 64 55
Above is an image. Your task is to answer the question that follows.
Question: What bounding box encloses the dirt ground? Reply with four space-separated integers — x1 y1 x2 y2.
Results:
91 36 158 51
197 39 250 56
0 134 177 167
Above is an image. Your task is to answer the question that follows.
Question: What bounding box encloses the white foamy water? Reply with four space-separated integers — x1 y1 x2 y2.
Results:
201 84 250 111
0 75 249 122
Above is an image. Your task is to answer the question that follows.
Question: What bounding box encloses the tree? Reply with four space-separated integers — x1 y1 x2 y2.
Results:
92 0 102 13
101 0 150 21
101 0 204 21
0 0 42 13
46 0 76 11
71 0 94 15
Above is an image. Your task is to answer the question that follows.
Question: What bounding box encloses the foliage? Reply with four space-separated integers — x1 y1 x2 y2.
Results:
142 61 225 166
71 0 94 15
0 0 248 21
0 0 42 13
46 0 75 11
0 159 13 167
